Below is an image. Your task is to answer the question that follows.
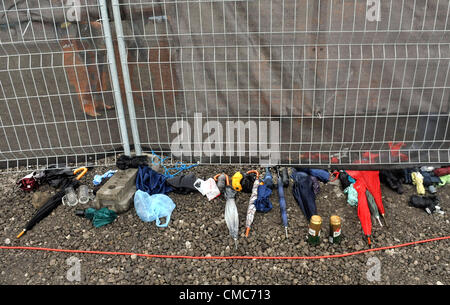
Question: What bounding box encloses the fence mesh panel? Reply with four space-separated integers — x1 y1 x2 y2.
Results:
0 1 128 171
115 0 449 167
1 0 449 170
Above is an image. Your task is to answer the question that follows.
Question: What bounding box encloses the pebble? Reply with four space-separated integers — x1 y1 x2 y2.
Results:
436 281 444 285
185 241 192 249
4 238 10 245
1 163 450 285
31 192 53 210
354 244 363 251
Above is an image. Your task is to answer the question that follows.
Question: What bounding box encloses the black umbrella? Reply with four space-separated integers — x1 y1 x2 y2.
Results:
17 179 79 239
276 168 289 238
379 170 404 194
166 173 198 194
37 167 74 188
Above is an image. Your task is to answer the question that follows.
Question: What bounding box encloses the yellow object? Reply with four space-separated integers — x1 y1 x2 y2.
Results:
74 167 88 180
231 171 243 192
245 227 251 237
411 172 425 195
60 22 72 29
17 230 26 239
246 170 260 179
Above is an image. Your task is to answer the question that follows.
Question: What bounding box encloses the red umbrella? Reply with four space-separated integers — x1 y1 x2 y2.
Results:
352 179 372 246
347 170 387 226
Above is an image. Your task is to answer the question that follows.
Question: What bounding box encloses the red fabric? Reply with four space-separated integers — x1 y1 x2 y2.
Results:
353 179 372 238
347 170 385 215
434 167 450 177
388 142 409 161
17 177 38 192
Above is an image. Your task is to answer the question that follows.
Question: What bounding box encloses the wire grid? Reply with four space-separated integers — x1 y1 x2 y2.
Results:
116 0 449 167
0 1 126 172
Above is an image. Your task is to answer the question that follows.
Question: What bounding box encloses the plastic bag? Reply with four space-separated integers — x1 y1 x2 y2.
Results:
193 178 220 201
343 184 358 207
134 190 176 227
93 170 117 186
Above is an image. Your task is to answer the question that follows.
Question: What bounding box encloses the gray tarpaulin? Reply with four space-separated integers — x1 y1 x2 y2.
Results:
2 0 448 116
157 0 450 116
0 0 448 166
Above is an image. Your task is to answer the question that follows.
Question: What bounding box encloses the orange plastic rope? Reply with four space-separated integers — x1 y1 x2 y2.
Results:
1 236 449 260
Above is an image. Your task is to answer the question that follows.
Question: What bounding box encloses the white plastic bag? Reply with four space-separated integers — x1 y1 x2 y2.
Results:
194 178 220 201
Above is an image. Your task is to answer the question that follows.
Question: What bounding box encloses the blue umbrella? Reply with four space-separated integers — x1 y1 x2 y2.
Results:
136 166 174 195
291 169 317 220
276 168 288 238
254 168 273 213
294 168 330 183
263 167 274 189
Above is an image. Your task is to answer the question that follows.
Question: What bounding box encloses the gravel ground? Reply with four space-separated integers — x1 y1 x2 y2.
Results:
0 159 449 285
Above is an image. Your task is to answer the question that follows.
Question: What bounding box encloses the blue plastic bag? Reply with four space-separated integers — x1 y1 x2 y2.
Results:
93 170 117 186
343 184 358 207
134 190 176 227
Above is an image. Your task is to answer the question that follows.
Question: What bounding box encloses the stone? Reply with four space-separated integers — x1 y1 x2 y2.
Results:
93 168 138 214
31 191 53 210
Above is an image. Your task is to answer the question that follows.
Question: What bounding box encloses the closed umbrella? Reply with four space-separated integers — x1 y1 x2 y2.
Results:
136 166 174 195
224 183 239 249
17 179 79 239
38 166 86 188
166 173 198 194
245 171 260 237
338 171 355 190
291 169 316 221
76 207 117 228
254 168 273 213
366 190 383 227
347 170 387 227
217 175 239 248
420 171 442 187
276 168 289 238
241 171 258 193
353 180 372 246
263 167 274 189
379 170 404 194
294 167 330 183
434 166 450 177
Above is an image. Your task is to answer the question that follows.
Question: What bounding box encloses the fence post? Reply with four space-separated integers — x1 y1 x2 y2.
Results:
99 0 131 156
111 0 142 156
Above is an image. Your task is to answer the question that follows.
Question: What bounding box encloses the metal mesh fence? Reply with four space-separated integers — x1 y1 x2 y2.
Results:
0 0 130 171
1 0 449 170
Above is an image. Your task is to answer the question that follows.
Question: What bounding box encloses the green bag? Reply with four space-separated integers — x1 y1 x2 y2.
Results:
84 207 117 228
